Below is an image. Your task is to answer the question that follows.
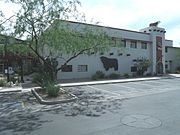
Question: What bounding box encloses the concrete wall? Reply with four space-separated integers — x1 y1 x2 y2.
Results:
165 47 180 72
57 40 152 80
45 21 180 79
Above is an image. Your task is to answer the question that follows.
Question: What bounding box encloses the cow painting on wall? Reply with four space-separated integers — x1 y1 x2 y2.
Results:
100 56 118 71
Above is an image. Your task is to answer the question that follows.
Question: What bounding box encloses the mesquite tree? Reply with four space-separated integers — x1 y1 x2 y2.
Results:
4 0 121 80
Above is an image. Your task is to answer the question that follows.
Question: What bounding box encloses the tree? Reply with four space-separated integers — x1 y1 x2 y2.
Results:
0 35 35 82
134 57 151 76
0 11 4 32
4 0 121 81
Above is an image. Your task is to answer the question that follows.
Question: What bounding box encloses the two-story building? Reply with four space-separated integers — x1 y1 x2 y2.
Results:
54 21 180 80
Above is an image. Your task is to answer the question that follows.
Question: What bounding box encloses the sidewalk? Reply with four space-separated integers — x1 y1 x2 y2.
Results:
60 74 179 87
0 74 179 93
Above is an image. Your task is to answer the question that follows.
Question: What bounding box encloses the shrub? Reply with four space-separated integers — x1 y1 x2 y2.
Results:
123 73 129 78
146 73 152 76
175 70 180 74
91 71 105 80
166 70 171 74
6 81 14 87
108 73 120 79
10 74 19 84
176 66 180 72
0 79 6 87
46 83 60 97
32 72 52 89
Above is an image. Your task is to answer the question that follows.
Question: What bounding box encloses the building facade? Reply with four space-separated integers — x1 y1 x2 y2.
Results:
56 21 180 80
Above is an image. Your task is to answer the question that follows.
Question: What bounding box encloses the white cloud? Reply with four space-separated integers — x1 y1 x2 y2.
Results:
80 0 180 47
0 0 180 47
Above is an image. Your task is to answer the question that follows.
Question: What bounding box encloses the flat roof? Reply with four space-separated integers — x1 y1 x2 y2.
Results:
59 20 150 35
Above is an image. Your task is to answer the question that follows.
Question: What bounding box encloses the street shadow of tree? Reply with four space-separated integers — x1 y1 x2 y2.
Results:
0 111 51 135
0 92 52 135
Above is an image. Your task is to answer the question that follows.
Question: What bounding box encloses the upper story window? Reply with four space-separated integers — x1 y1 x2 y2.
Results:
141 42 147 49
130 41 137 48
165 47 168 53
110 37 122 47
121 39 126 47
110 37 116 46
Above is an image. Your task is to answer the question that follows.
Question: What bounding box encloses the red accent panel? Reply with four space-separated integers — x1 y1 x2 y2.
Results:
156 36 162 63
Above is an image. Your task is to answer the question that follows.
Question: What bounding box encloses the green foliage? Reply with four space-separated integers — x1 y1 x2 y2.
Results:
39 21 111 57
123 73 129 78
0 79 6 87
10 74 20 84
0 11 5 33
91 71 105 80
176 66 180 72
46 83 60 97
134 57 151 76
32 68 53 89
108 73 120 79
3 0 122 81
175 70 180 74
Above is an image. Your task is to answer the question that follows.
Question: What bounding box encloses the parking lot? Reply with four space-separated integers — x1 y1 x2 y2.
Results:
1 77 180 135
28 77 180 135
79 77 180 99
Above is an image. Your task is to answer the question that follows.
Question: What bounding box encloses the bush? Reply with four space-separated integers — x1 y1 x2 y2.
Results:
166 70 171 74
176 66 180 72
10 74 20 84
108 73 120 79
46 83 60 97
0 79 6 87
32 72 52 89
123 73 129 78
91 71 105 80
146 73 152 77
175 70 180 74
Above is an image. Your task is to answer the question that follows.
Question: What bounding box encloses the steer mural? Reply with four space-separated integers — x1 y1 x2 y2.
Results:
100 56 118 71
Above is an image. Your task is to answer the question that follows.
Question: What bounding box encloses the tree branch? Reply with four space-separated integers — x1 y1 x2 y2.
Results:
57 47 93 71
0 15 15 25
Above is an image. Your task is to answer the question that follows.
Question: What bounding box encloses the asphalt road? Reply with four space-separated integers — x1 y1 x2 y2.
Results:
2 78 180 135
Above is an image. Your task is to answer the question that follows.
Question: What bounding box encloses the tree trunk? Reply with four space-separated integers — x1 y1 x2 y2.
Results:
20 59 24 83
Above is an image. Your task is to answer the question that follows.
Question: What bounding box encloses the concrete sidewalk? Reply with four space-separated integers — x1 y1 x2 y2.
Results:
60 75 174 87
0 74 179 93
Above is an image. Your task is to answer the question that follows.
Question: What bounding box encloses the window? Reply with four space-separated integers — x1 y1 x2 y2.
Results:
110 37 116 46
165 64 168 69
78 65 88 72
141 42 147 49
165 47 168 53
131 66 137 72
121 40 126 47
127 54 131 56
118 53 123 56
130 41 137 48
61 65 72 72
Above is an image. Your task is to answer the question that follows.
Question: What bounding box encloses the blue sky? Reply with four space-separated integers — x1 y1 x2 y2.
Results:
0 0 180 47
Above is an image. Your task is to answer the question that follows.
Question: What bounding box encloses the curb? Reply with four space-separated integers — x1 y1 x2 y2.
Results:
0 89 22 93
60 77 171 87
31 88 78 105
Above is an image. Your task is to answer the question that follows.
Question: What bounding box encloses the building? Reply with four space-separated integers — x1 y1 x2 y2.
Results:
0 34 37 76
1 21 180 80
55 21 180 80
